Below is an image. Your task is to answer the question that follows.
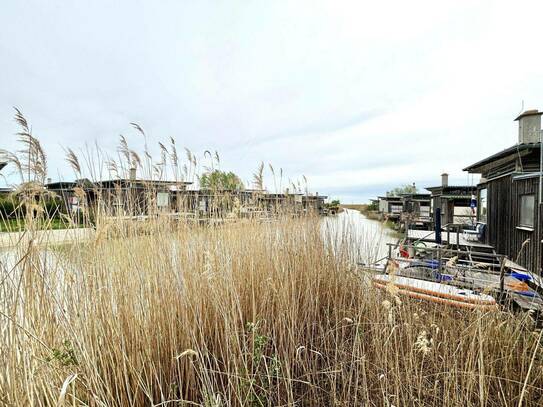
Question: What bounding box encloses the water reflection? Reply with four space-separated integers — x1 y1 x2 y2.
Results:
322 209 398 265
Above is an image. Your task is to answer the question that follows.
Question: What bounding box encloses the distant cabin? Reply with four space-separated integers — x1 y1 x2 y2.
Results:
378 196 403 219
426 173 476 227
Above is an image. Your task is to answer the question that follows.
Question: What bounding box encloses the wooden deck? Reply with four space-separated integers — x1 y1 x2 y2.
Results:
407 229 494 249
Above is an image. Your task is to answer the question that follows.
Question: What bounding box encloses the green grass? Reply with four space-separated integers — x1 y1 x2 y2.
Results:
0 217 83 232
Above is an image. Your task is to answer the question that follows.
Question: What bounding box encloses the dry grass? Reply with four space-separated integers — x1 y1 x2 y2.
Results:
1 110 542 406
1 216 543 406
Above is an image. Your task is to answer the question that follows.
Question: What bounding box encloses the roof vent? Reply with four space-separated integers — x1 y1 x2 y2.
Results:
515 109 542 144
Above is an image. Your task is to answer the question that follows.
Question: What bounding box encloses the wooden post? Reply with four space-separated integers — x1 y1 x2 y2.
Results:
435 207 442 244
437 246 442 275
456 227 460 248
386 244 392 274
499 256 506 302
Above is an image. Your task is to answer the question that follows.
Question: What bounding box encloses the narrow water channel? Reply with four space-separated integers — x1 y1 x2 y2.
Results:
322 209 399 266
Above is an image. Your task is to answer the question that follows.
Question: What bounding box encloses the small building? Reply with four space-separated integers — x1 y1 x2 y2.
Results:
426 174 476 226
301 193 328 215
175 188 261 218
400 193 432 228
377 196 403 220
46 169 192 218
95 178 191 216
464 109 542 275
45 179 96 215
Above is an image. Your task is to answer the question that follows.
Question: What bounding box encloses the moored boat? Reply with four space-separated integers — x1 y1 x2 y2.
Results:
372 274 497 310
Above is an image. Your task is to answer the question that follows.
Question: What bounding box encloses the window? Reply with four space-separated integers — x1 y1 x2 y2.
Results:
390 204 402 214
520 194 535 229
157 192 170 208
420 205 430 218
478 188 487 223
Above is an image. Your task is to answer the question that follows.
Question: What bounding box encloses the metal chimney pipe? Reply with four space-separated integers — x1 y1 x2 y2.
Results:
441 173 449 188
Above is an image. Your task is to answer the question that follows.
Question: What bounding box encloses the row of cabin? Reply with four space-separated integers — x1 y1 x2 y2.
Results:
0 156 328 219
35 177 328 219
376 176 476 229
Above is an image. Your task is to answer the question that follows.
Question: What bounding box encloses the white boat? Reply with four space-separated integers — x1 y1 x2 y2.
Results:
372 274 497 310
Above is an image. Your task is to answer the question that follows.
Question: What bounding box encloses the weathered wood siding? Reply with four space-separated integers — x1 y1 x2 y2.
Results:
511 178 541 275
486 175 542 275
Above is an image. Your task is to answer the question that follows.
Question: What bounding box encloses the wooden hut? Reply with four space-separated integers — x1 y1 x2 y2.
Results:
426 174 476 227
400 193 432 229
301 193 327 215
464 109 542 275
377 196 403 220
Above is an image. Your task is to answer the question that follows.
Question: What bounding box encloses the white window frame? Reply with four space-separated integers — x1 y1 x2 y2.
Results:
519 194 535 229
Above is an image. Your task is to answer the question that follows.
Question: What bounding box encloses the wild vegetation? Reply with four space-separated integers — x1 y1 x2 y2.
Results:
387 184 418 197
1 111 542 406
199 170 244 191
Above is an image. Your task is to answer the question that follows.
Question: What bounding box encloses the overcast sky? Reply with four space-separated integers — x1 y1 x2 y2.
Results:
1 1 543 202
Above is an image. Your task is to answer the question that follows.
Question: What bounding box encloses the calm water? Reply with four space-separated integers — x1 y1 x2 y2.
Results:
322 209 398 266
0 210 397 273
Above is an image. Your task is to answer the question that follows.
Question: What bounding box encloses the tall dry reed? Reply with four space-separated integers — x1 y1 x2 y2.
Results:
1 216 542 406
1 110 542 406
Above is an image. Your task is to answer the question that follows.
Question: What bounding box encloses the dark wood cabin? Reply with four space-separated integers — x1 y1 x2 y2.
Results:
256 192 296 214
400 193 431 229
377 196 403 220
301 194 328 215
426 174 476 227
95 179 190 216
45 179 96 217
464 109 542 275
47 176 191 218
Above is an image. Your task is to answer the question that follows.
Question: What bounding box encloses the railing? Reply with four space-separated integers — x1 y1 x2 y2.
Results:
385 242 508 300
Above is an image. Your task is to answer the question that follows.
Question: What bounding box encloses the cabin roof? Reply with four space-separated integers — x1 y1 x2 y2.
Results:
425 185 474 192
399 193 431 199
463 143 540 173
46 178 95 190
46 178 193 190
439 194 473 199
302 194 328 199
514 109 543 121
377 196 402 201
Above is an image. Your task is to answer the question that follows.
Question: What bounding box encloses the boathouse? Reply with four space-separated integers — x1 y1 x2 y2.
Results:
301 193 328 215
426 173 476 227
46 169 192 217
377 196 403 220
45 178 95 215
400 193 432 228
464 109 542 275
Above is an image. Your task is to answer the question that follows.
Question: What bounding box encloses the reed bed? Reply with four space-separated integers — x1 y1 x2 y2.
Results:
1 110 542 405
0 216 542 406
